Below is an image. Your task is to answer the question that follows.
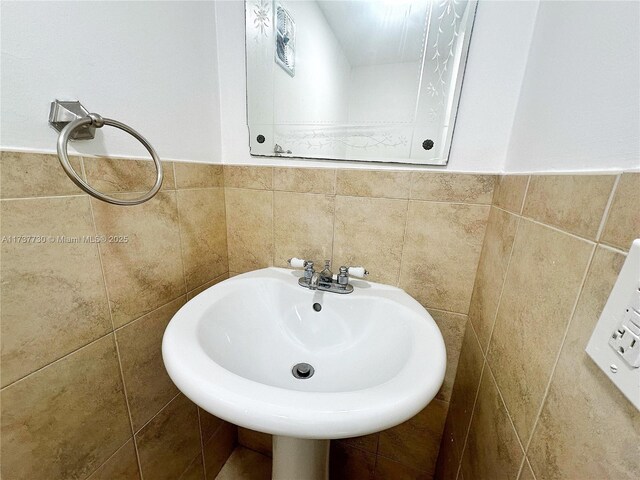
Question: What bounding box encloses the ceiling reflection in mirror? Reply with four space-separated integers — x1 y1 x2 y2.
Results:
246 0 477 165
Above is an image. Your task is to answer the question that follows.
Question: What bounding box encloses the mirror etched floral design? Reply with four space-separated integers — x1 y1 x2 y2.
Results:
253 0 271 37
246 0 477 165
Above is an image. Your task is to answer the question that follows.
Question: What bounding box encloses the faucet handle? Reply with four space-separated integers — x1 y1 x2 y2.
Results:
288 257 309 268
337 266 349 286
347 266 369 278
303 261 315 281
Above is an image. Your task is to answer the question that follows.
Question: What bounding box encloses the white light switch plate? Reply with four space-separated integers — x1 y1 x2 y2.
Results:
586 239 640 410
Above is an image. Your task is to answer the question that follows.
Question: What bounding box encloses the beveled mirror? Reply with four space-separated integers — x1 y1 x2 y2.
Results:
246 0 477 165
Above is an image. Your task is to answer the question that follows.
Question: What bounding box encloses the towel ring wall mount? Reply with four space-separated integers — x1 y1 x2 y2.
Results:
49 100 163 206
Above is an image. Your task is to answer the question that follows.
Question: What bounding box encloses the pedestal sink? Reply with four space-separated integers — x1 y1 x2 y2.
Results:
162 267 446 479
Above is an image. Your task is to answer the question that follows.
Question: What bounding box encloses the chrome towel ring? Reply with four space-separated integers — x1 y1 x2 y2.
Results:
50 100 163 206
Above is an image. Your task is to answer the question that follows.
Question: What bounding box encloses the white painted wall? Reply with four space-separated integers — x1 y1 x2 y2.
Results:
347 62 420 124
345 61 420 160
447 0 538 173
1 1 221 163
216 0 539 171
7 1 632 173
273 0 351 125
506 0 640 173
269 0 351 159
1 0 540 171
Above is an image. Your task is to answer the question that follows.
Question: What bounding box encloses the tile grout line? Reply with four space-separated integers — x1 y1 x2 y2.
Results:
464 202 495 317
178 453 204 480
168 185 221 193
0 185 227 202
489 174 501 207
518 175 532 215
453 423 464 480
0 192 89 201
595 174 621 242
494 200 607 247
454 320 485 454
524 458 538 480
598 237 633 253
337 437 431 477
371 447 379 479
101 308 145 476
0 287 192 392
516 455 526 480
455 455 462 480
492 204 524 217
203 420 233 467
523 211 597 244
0 162 225 201
454 352 487 478
223 184 234 274
408 170 416 199
372 451 434 475
2 188 198 477
483 211 522 357
270 169 275 268
271 187 275 267
187 271 230 299
373 430 381 467
0 327 111 391
342 193 493 206
219 182 230 278
334 439 378 457
196 408 208 479
596 242 629 257
520 242 598 457
133 391 182 436
427 306 469 317
223 185 276 192
330 188 337 270
320 160 336 268
483 361 530 477
454 260 509 477
220 187 496 206
475 171 592 477
173 173 190 296
113 295 184 331
84 155 145 479
395 197 412 287
493 176 612 247
82 435 135 480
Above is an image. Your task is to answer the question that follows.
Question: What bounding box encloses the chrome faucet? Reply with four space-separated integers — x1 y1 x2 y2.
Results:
319 260 333 283
288 258 368 294
309 271 321 290
305 260 332 290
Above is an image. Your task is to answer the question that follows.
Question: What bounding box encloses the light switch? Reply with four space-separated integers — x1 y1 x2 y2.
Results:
586 239 640 411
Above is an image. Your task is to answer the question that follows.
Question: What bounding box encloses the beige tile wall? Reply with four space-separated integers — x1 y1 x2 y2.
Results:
0 151 234 480
5 154 636 480
223 165 496 479
435 172 640 480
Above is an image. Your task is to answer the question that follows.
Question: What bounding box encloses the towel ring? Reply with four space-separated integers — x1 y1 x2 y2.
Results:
55 112 163 206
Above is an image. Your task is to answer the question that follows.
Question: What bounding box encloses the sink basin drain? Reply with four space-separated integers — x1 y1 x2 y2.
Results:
292 362 314 379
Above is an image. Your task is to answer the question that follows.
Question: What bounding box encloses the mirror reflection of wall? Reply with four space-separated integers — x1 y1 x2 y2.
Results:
246 0 477 165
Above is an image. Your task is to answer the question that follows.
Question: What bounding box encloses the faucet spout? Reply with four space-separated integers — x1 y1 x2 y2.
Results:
309 272 321 290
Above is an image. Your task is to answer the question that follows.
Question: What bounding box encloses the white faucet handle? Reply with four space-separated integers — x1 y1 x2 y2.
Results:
347 266 369 278
288 257 308 268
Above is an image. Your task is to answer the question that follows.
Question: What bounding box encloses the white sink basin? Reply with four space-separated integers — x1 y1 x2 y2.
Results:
162 267 446 478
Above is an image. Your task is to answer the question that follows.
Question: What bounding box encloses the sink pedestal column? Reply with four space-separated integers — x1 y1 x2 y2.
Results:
272 436 329 480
